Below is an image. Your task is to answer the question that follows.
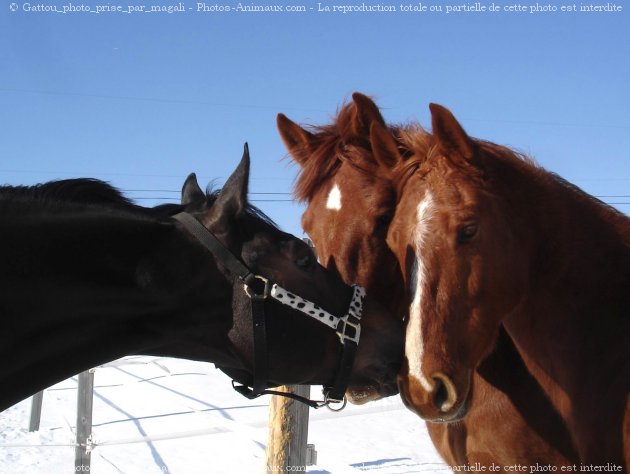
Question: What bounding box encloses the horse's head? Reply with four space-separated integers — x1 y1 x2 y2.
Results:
278 93 405 324
278 94 406 403
378 104 530 421
179 145 402 403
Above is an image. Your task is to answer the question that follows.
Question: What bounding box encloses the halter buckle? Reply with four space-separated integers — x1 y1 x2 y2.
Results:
337 318 361 345
243 275 271 300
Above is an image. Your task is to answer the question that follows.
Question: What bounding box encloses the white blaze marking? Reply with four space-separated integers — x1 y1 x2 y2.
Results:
406 192 435 392
326 183 342 211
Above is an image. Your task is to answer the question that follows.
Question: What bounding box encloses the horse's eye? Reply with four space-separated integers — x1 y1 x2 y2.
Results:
296 255 313 269
456 224 478 245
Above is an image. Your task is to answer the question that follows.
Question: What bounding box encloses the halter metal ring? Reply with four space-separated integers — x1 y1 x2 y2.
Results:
324 394 348 412
243 275 271 299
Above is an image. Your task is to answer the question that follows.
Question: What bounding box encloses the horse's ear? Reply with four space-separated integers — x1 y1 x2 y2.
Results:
201 143 250 231
350 92 385 138
181 173 205 205
277 113 314 166
430 103 476 164
370 121 401 171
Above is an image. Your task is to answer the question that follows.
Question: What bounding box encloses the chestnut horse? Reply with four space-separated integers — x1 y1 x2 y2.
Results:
379 103 630 468
0 145 402 411
278 94 580 466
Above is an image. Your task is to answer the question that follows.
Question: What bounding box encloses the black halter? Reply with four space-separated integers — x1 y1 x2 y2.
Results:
173 212 364 410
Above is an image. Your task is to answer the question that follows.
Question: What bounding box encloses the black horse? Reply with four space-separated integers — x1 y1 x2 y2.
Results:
0 146 402 410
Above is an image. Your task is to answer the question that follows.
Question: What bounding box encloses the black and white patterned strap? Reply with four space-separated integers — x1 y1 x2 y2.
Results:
270 284 365 344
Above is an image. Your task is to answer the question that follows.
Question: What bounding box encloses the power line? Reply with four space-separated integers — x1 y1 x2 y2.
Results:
0 169 294 182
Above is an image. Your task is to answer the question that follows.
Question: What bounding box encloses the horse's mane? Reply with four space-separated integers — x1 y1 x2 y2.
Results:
292 102 426 202
0 178 137 207
396 133 630 241
534 166 630 242
475 141 629 239
0 178 278 232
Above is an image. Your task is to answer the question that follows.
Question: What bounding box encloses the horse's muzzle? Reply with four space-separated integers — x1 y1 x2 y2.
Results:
397 370 471 423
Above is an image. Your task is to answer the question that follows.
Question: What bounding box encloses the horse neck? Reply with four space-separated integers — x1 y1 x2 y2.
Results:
0 211 235 408
512 169 630 318
501 165 630 420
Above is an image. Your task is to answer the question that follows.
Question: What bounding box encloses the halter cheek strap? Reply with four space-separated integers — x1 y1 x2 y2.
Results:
172 213 267 394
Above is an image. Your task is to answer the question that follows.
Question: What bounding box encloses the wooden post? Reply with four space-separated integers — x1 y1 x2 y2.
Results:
28 391 44 432
264 238 317 472
75 369 94 471
265 385 311 472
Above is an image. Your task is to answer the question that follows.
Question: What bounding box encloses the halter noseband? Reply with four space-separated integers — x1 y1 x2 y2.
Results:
173 212 365 410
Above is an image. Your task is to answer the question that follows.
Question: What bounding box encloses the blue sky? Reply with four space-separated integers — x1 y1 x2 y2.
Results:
1 1 628 235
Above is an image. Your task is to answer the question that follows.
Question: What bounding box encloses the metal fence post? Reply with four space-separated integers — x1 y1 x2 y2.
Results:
75 369 95 471
28 391 44 432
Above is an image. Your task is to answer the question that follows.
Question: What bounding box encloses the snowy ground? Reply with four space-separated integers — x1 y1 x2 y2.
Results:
0 356 448 474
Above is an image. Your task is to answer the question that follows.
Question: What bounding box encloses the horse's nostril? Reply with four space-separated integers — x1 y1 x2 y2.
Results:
433 377 448 410
431 373 457 413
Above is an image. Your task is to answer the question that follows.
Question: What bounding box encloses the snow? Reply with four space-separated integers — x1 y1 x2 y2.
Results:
0 356 448 473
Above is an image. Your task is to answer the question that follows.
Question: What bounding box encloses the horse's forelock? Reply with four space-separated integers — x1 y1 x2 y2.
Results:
292 99 388 202
291 121 343 202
